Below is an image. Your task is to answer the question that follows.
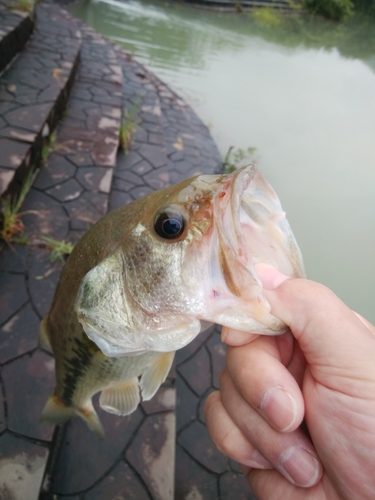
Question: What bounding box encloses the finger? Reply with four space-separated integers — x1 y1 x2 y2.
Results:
204 391 272 469
257 267 375 388
221 327 260 346
220 369 323 488
226 338 305 432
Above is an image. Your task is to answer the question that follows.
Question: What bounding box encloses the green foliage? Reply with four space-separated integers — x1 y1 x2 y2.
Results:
252 7 282 26
10 0 34 11
352 0 375 15
0 170 35 243
303 0 354 20
41 131 59 166
219 146 259 174
119 100 141 154
40 235 74 263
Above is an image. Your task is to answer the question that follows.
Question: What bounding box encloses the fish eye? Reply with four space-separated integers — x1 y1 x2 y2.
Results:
154 210 185 240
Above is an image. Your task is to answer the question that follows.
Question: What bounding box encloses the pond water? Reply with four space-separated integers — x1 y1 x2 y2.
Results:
70 0 375 323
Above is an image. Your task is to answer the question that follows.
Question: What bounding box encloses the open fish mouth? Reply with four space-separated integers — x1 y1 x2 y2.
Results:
200 165 305 334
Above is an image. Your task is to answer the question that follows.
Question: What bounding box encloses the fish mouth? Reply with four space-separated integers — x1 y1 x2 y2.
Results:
203 165 296 334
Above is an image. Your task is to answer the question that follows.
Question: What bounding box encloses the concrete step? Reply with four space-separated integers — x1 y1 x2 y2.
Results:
0 3 81 198
0 2 253 498
0 4 122 500
0 0 34 73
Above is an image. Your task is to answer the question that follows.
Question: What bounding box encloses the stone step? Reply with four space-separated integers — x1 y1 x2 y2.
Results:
0 4 122 500
0 0 34 73
0 3 81 198
0 3 254 499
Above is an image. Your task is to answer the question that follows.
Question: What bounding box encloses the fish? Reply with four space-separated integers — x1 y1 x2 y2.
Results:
39 165 305 438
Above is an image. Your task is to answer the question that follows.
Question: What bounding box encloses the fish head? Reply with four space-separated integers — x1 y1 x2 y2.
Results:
75 166 305 357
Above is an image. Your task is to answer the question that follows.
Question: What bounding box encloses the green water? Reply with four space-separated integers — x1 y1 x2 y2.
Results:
70 0 375 323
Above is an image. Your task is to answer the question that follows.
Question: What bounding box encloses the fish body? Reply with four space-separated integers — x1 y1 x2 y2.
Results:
40 166 305 437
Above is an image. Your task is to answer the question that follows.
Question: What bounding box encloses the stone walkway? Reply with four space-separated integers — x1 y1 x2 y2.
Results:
0 1 256 498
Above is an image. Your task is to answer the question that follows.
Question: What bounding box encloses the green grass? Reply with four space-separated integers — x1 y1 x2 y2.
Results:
219 146 259 174
0 170 35 243
119 100 141 154
40 235 74 263
41 131 59 166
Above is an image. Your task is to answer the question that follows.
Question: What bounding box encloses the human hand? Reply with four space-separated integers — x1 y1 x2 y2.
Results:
205 265 375 500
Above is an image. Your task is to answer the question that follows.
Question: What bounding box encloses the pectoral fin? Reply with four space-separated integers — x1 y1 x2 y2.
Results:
99 377 140 416
38 316 52 353
140 351 175 401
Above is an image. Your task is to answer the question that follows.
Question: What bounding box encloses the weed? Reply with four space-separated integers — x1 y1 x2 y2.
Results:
11 0 33 11
41 131 59 166
12 235 30 245
119 100 141 154
40 235 74 263
0 170 35 243
219 146 259 174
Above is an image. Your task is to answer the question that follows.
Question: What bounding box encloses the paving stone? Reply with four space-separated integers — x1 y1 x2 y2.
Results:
0 302 40 364
0 138 31 194
0 432 49 500
65 191 108 230
0 8 33 73
175 445 219 499
0 3 81 197
46 178 83 202
28 248 63 320
131 160 153 176
84 461 151 500
108 189 133 210
0 243 29 273
126 412 175 500
177 345 212 397
50 407 144 495
175 376 199 433
2 349 55 440
114 168 144 185
33 154 77 190
144 166 173 191
141 385 176 415
220 471 258 499
22 188 69 240
128 185 154 200
178 420 227 475
0 379 5 433
75 167 113 194
0 272 28 326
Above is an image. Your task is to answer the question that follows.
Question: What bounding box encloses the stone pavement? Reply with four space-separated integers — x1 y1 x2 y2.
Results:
0 1 257 498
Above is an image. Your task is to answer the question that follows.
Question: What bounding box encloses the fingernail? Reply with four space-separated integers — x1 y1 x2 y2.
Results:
260 386 297 432
255 263 289 290
280 447 320 487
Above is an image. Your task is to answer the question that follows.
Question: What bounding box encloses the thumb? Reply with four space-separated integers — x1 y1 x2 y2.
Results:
256 265 375 393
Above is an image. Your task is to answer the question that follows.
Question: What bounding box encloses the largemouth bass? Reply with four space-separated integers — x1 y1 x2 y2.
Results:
39 166 305 438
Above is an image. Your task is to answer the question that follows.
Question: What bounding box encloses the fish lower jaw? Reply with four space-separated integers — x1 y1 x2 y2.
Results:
202 303 287 336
